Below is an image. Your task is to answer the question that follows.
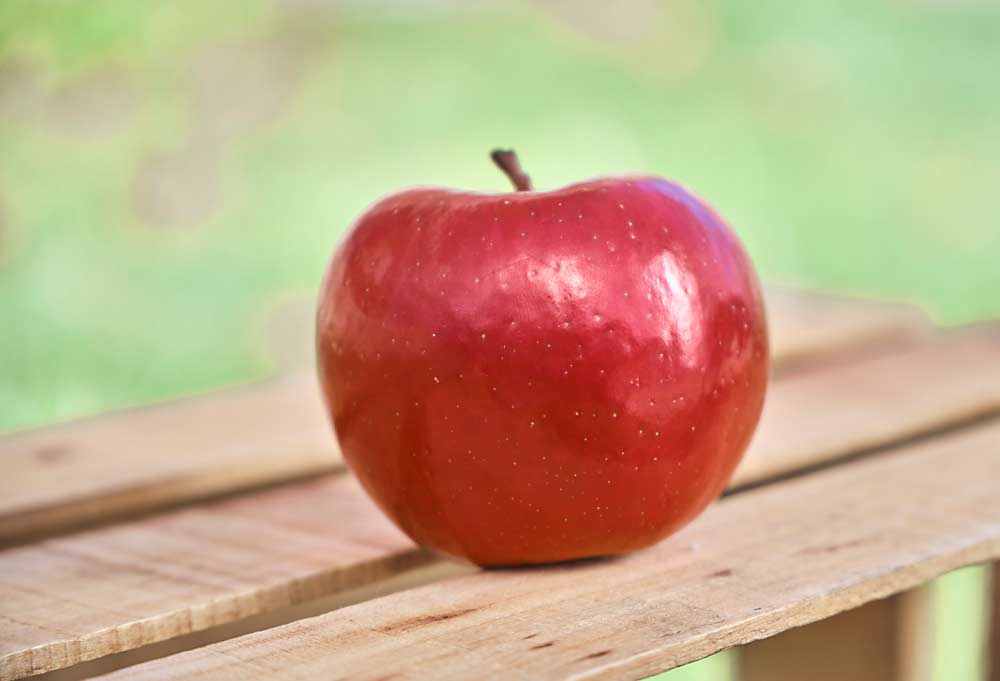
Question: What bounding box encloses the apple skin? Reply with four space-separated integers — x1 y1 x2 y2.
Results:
316 176 768 566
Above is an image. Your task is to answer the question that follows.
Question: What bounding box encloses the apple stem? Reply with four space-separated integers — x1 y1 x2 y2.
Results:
490 149 533 192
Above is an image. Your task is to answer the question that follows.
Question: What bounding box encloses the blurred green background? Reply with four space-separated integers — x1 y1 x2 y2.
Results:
0 1 996 678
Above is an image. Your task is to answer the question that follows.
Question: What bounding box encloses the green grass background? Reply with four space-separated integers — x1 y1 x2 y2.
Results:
0 1 996 677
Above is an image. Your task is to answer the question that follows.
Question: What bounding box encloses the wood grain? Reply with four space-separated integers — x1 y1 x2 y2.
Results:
0 289 924 546
4 329 998 679
0 374 338 545
97 419 1000 681
0 475 436 680
732 327 1000 488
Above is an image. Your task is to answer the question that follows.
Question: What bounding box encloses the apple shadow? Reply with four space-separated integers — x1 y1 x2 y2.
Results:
482 551 630 573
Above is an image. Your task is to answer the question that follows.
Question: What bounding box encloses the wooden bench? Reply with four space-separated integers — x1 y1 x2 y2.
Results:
2 287 998 681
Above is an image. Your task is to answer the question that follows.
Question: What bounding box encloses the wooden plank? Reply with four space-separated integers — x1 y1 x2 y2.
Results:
732 327 1000 488
98 418 1000 681
0 374 338 545
0 289 923 546
897 585 936 681
738 586 935 681
740 597 904 681
989 563 1000 681
3 328 997 679
765 286 926 373
0 475 441 680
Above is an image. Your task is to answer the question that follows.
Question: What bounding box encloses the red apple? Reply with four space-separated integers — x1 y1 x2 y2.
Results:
316 151 768 566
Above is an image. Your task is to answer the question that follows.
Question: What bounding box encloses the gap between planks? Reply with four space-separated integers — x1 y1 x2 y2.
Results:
2 328 999 680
